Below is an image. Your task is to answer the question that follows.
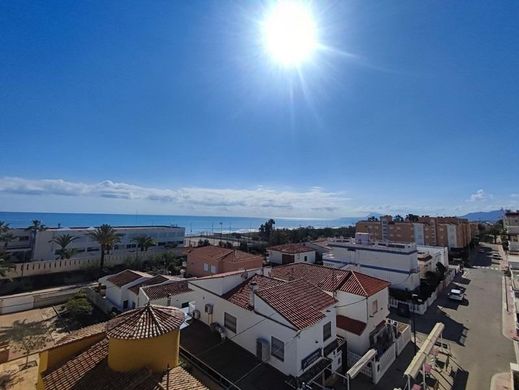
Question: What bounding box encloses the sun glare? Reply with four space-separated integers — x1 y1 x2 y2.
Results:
262 1 318 67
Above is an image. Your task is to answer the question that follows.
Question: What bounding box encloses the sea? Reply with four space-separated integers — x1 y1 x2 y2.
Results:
0 211 360 235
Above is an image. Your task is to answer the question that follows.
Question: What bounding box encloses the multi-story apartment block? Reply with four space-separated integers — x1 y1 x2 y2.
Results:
5 225 185 261
356 215 471 252
505 210 519 253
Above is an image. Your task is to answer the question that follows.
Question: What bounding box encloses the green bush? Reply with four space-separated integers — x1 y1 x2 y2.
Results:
65 293 93 321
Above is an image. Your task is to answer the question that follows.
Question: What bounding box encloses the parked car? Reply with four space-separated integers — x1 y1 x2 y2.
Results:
448 288 464 301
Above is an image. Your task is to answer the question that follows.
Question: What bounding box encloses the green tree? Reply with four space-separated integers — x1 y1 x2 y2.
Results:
0 254 13 278
49 234 79 259
87 224 122 274
131 235 155 252
0 320 53 368
25 220 47 257
259 219 276 241
65 293 93 322
405 214 419 222
394 215 404 222
0 221 14 250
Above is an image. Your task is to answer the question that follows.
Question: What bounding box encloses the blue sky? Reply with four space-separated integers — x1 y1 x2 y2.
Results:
1 0 518 218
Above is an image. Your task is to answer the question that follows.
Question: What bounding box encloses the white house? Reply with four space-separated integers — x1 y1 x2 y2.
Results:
185 268 342 381
270 263 392 356
267 243 316 265
138 278 198 309
99 269 151 311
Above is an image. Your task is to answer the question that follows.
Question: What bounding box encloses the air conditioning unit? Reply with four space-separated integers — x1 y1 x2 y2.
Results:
256 338 270 362
192 309 200 320
205 303 213 314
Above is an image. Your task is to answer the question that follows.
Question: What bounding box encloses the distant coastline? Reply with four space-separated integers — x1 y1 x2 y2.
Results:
0 211 360 235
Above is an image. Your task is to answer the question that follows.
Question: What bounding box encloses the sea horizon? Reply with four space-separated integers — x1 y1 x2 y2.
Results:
0 211 361 234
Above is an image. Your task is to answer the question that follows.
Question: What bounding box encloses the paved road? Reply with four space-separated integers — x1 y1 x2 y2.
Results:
396 243 515 390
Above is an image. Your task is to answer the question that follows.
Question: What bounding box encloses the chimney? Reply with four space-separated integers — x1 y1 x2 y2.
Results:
249 281 258 308
167 293 172 306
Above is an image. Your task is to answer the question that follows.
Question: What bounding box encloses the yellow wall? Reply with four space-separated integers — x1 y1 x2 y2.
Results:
108 331 180 373
36 333 105 390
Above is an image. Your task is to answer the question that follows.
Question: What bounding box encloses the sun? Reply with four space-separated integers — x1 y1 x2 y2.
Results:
261 1 318 67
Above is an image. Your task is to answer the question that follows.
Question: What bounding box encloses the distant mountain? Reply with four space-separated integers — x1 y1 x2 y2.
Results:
460 210 503 222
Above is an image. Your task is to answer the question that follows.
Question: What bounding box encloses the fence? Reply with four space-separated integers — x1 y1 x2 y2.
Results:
395 323 411 356
373 343 396 383
82 287 116 315
0 283 94 314
2 248 181 280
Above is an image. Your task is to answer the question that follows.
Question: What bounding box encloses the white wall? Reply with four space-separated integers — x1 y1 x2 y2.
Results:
413 224 425 245
267 250 315 265
447 225 458 249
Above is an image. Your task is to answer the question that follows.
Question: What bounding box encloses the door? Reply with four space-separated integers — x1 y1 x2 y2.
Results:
282 254 294 264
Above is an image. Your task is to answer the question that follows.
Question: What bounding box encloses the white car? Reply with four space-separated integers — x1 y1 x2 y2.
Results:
448 288 464 301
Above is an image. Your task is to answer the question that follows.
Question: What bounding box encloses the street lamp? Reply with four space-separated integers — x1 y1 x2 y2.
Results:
410 293 422 354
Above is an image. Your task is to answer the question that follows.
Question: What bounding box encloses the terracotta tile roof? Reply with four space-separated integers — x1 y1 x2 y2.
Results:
255 278 336 330
161 366 207 390
142 280 193 301
42 338 206 390
53 322 107 347
271 263 390 297
223 275 285 310
187 245 263 264
128 275 170 294
106 304 185 340
194 269 260 280
336 315 367 336
271 263 349 291
267 243 313 254
107 270 149 287
338 271 390 297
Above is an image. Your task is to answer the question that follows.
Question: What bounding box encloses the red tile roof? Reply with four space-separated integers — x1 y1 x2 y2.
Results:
106 304 184 340
255 278 336 330
336 315 367 336
267 243 313 254
42 338 206 390
223 275 285 310
142 280 193 301
128 275 170 294
271 263 390 297
106 270 149 287
187 245 263 264
54 322 107 347
338 271 390 297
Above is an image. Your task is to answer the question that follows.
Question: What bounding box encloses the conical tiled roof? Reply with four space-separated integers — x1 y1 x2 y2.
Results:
106 304 185 340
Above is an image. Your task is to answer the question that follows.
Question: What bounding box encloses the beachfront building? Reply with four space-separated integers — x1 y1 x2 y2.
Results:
4 225 185 262
185 245 264 277
36 304 206 390
505 210 519 254
267 243 316 265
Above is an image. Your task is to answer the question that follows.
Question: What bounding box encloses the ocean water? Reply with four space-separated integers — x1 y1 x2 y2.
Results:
0 211 360 234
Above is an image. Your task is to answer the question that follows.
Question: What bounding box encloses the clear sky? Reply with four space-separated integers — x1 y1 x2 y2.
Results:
1 1 518 218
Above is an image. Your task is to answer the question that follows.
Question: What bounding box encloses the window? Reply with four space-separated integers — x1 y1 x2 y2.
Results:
271 336 284 361
123 300 129 309
181 302 189 308
304 256 308 262
323 321 332 341
203 263 209 272
371 300 378 315
210 265 217 273
224 312 237 333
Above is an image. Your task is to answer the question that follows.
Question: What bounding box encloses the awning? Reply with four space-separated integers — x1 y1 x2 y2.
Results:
404 322 444 380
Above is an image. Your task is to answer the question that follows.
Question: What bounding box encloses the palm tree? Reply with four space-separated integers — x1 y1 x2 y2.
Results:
0 221 14 250
87 224 122 273
0 254 12 278
49 234 79 259
131 235 155 252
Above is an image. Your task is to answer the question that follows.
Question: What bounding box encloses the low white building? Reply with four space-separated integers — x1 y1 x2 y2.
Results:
99 269 151 311
267 243 316 265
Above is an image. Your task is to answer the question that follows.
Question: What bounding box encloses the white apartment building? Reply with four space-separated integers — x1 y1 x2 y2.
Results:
5 225 185 261
320 234 421 291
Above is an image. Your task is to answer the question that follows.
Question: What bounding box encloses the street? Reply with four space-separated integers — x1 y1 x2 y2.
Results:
374 242 516 390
